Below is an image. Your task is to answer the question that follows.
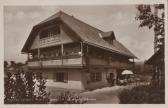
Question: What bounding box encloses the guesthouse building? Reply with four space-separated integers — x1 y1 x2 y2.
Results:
21 11 137 90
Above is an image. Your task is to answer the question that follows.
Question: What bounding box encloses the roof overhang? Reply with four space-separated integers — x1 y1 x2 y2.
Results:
83 41 137 59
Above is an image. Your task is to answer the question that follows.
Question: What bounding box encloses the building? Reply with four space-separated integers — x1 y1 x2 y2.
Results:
21 11 137 90
145 4 165 88
145 48 164 88
154 5 164 53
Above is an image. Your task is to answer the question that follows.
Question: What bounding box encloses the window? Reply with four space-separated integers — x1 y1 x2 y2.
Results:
40 26 60 39
90 72 102 82
54 72 68 83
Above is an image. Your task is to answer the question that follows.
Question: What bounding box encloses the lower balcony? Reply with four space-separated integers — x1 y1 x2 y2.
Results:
109 61 133 69
88 56 133 69
27 56 84 69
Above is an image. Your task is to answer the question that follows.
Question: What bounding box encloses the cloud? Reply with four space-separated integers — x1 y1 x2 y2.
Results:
29 12 41 18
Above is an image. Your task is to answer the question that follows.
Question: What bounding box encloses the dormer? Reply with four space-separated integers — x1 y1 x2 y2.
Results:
101 31 116 45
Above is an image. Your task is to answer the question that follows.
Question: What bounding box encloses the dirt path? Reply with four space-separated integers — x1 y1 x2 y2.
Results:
79 83 147 104
47 82 149 104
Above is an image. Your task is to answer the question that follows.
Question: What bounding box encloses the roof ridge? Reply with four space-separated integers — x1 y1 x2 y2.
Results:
54 11 105 33
36 11 105 34
35 10 63 26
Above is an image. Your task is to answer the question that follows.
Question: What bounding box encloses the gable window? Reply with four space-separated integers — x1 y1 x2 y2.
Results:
40 26 60 39
54 72 68 83
90 72 102 82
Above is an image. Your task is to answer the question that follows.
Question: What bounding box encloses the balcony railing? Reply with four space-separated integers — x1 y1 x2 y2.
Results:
89 56 133 69
27 55 83 68
109 61 133 69
39 35 61 48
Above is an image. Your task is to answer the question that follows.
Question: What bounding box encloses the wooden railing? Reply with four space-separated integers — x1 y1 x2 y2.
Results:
39 35 61 47
89 56 133 69
27 55 83 68
109 61 133 69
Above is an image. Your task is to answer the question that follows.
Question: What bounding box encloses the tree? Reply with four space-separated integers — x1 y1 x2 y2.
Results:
4 61 8 68
135 4 165 51
13 71 27 103
136 4 165 88
4 70 50 104
10 61 17 68
4 72 15 103
25 72 35 99
135 4 164 35
16 62 24 67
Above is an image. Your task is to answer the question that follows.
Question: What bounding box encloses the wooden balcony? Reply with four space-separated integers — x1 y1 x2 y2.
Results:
89 56 133 69
39 35 61 48
27 61 42 69
27 55 84 69
109 61 133 69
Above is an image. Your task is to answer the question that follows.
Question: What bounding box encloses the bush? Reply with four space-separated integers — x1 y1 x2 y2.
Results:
119 85 165 104
4 70 50 104
51 91 87 104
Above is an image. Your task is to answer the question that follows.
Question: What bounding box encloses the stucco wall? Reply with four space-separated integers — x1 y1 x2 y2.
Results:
81 69 108 90
31 68 117 90
32 69 84 90
81 68 118 90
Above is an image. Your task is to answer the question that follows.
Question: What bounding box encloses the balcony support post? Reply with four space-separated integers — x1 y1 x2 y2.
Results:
81 42 83 65
133 58 135 73
38 33 40 59
86 44 89 53
27 53 30 61
61 43 64 65
38 48 40 59
61 44 64 56
80 42 83 56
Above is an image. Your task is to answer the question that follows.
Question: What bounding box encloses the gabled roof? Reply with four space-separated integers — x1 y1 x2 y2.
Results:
145 48 164 65
22 11 137 58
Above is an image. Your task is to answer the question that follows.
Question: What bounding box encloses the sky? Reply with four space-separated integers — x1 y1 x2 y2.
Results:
4 5 155 63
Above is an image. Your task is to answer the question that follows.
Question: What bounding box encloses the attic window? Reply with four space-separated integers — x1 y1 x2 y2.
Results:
40 26 60 39
98 33 103 38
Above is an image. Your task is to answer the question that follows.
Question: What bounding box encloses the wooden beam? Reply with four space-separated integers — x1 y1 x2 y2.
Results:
38 33 40 59
87 44 89 53
80 42 83 56
38 48 40 59
133 58 135 73
27 53 30 61
61 44 64 56
80 42 84 65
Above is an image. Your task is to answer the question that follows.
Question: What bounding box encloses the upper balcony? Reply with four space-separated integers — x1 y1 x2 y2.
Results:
39 35 61 48
27 42 84 69
27 42 134 70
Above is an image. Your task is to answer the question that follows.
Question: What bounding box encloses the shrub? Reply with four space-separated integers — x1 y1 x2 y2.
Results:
4 70 50 104
119 85 165 104
52 91 87 104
